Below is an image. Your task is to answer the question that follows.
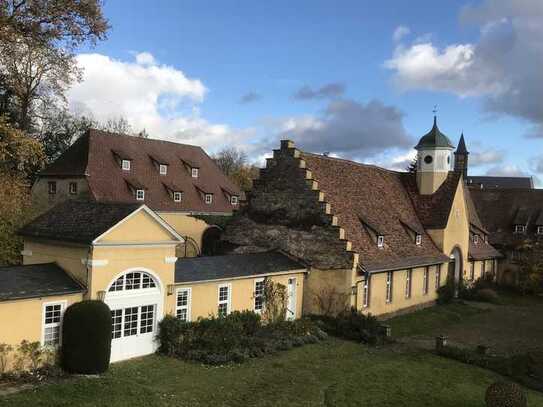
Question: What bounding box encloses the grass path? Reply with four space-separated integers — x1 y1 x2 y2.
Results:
2 339 543 406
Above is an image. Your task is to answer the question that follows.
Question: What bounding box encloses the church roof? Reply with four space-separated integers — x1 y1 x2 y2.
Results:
415 117 454 150
455 133 469 154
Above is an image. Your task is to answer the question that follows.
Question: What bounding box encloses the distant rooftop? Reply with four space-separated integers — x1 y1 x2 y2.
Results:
467 176 534 190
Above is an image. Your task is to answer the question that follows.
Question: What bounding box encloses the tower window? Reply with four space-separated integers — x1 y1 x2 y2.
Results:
424 155 433 164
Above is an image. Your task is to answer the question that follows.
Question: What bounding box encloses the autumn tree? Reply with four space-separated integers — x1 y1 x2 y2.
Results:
213 147 259 191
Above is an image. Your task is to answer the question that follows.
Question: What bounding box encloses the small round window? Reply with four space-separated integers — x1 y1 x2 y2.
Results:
424 155 433 164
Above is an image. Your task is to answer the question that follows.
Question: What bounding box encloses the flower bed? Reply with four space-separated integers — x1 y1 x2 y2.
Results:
157 311 328 365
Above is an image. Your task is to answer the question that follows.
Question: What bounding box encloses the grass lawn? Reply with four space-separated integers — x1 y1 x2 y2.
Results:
2 338 543 407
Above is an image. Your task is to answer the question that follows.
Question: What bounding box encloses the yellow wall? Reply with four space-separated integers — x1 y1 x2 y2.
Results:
359 264 447 317
417 171 449 195
0 293 83 370
173 273 305 320
23 240 89 286
302 267 353 315
158 212 210 256
100 210 178 243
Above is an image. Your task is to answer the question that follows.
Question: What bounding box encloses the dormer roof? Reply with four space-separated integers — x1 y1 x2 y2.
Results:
415 117 454 150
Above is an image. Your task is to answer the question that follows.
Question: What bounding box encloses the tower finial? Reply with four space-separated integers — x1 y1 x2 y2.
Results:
432 105 438 126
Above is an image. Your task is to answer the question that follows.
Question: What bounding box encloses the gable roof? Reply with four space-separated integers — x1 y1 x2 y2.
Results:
467 176 534 189
39 129 241 213
300 153 449 272
0 263 84 301
470 188 543 246
175 251 306 283
19 200 142 244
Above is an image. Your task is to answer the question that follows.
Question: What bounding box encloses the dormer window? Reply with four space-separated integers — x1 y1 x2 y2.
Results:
122 160 131 171
159 164 168 175
192 168 199 178
136 189 145 201
173 192 182 202
538 226 543 235
48 181 57 195
514 225 526 234
473 234 479 244
415 234 422 246
205 193 213 204
377 235 384 248
231 195 239 205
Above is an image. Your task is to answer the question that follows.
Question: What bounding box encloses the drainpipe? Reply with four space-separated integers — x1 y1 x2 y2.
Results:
85 245 93 299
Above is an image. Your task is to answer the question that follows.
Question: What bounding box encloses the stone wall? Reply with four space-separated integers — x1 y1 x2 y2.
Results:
222 140 355 270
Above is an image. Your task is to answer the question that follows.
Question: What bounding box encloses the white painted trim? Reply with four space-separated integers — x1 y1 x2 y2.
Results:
253 277 265 314
20 249 32 256
41 300 67 347
105 267 164 293
174 268 308 286
164 256 178 264
217 283 232 316
92 205 184 245
175 287 192 322
81 259 109 267
92 241 180 248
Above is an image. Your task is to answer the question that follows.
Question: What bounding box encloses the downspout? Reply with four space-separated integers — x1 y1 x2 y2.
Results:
84 244 93 299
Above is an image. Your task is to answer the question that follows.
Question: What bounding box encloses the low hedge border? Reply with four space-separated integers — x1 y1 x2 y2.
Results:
158 311 328 365
437 345 543 393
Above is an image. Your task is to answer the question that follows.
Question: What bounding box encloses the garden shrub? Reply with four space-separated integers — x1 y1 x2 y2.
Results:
437 281 456 304
0 343 13 374
157 311 325 365
485 381 527 407
309 308 382 344
61 300 112 374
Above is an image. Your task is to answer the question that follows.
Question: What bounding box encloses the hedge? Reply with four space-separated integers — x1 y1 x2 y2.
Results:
61 300 112 374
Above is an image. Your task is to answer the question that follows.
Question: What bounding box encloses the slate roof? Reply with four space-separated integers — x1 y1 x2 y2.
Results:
414 117 454 150
467 176 534 189
301 153 450 272
470 188 543 247
0 263 84 301
38 129 241 213
19 200 141 244
175 252 306 283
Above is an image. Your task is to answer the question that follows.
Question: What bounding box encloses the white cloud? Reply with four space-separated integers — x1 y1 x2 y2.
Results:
68 52 254 152
385 1 543 135
135 52 156 66
393 25 411 42
470 149 505 166
485 164 527 177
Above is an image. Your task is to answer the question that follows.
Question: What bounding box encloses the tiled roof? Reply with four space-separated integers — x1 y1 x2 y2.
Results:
19 200 141 244
175 251 306 283
0 263 85 301
39 129 241 213
402 171 462 230
470 188 543 246
468 240 502 261
467 176 534 189
301 153 449 272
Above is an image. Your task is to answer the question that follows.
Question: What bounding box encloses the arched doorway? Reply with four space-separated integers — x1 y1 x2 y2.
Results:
201 226 223 256
104 269 163 362
448 247 463 297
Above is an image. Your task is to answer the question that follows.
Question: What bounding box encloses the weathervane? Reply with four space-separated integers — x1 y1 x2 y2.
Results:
433 105 438 116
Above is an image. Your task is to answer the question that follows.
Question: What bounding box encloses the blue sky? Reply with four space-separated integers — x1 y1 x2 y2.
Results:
69 0 543 182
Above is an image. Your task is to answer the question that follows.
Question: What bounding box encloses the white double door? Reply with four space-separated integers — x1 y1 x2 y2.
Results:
106 291 163 363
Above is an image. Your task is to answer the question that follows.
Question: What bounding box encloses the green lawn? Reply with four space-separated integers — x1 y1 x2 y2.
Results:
2 339 543 407
387 302 485 338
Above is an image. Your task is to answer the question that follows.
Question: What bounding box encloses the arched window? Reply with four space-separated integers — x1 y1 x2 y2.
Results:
108 272 157 292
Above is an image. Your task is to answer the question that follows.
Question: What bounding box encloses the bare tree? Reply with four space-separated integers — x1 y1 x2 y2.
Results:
213 147 259 191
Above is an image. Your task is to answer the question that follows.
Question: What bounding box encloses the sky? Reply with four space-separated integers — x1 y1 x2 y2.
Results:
67 0 543 184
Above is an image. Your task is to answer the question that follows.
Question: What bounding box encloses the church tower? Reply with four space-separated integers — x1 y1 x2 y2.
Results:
414 116 454 195
454 133 469 179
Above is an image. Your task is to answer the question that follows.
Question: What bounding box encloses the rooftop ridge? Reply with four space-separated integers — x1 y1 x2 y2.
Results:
300 151 403 175
88 128 203 150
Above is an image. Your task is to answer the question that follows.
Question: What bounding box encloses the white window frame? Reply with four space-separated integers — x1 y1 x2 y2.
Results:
538 226 543 235
173 191 182 202
435 265 441 289
514 224 526 233
191 168 199 178
42 300 67 347
253 278 265 313
362 277 370 308
377 235 384 248
122 159 131 171
176 287 192 322
423 267 429 295
217 283 231 316
231 195 239 205
385 271 393 303
405 269 412 299
205 193 213 204
136 189 145 201
69 182 77 195
159 164 168 175
415 234 422 246
48 181 57 195
473 234 479 244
